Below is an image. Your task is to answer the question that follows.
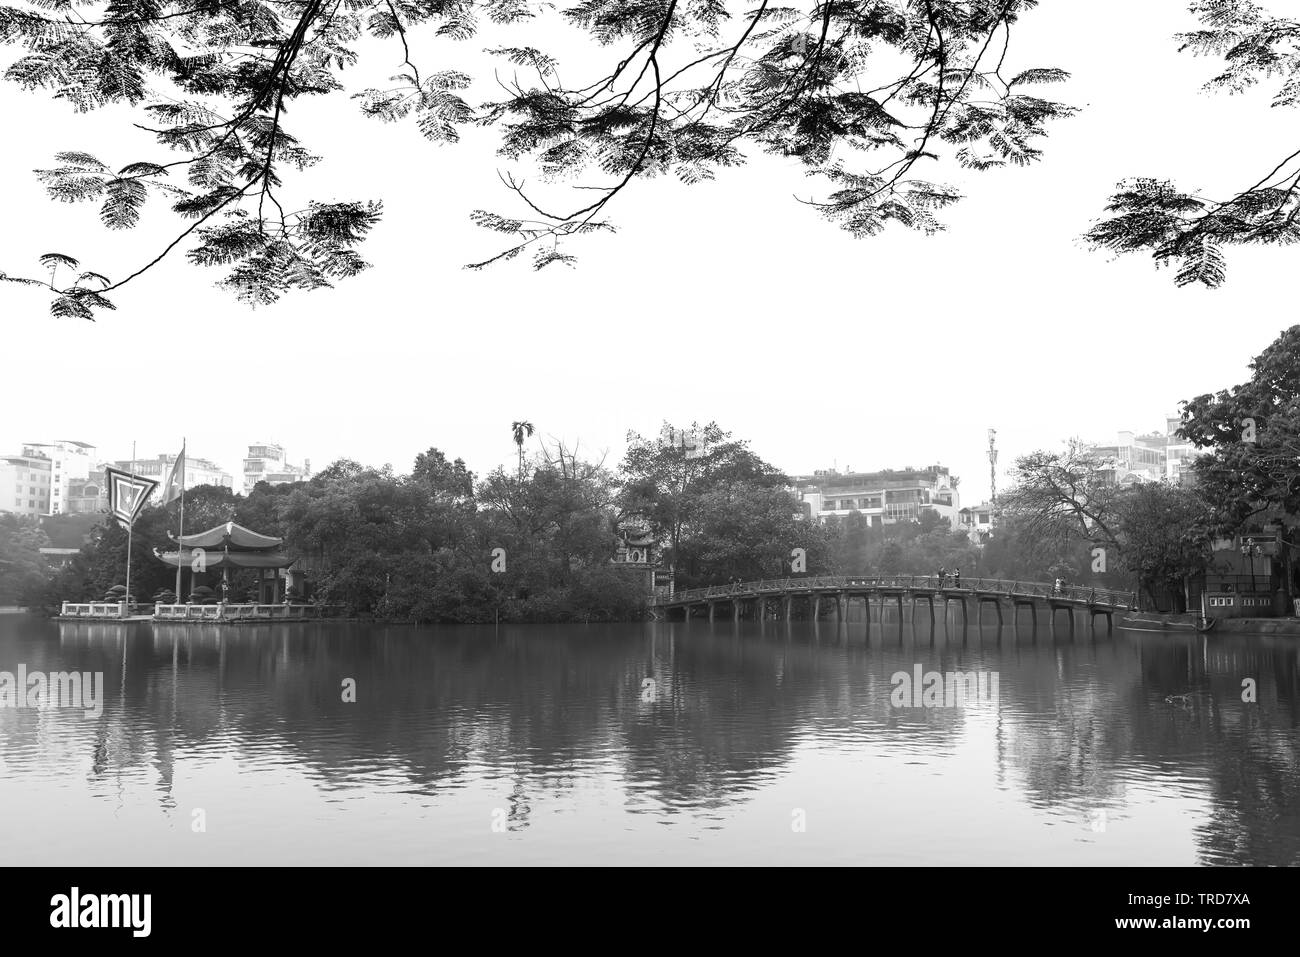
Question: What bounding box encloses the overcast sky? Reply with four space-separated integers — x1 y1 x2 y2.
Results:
0 0 1293 502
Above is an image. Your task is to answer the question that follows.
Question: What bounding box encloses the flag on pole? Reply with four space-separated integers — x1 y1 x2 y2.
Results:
161 444 186 505
105 466 159 525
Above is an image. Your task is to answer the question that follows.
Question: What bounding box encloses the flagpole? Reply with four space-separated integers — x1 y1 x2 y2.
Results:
125 441 136 615
174 439 186 602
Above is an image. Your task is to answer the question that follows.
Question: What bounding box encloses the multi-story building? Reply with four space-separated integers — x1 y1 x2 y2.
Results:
957 501 996 544
242 442 311 494
20 440 96 515
0 454 53 517
111 453 234 491
1086 419 1204 486
793 465 959 527
1087 431 1167 485
1163 414 1203 485
65 471 108 514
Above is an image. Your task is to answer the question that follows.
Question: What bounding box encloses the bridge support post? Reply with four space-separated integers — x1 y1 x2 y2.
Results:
782 596 792 621
733 599 740 623
1013 601 1037 634
837 593 846 623
708 602 715 624
978 598 1002 630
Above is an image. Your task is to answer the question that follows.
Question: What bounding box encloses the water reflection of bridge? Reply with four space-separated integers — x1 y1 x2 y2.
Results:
652 576 1138 633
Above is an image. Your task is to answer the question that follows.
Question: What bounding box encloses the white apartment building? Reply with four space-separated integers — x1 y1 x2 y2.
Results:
1087 430 1167 485
0 454 53 517
21 440 96 515
1087 419 1204 486
243 442 311 493
1163 414 1202 484
111 453 234 491
957 501 996 544
793 465 960 527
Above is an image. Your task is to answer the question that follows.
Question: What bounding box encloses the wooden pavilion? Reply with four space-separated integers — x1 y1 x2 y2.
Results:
154 521 297 604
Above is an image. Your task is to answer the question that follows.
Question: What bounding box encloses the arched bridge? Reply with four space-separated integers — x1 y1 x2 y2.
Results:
652 575 1138 632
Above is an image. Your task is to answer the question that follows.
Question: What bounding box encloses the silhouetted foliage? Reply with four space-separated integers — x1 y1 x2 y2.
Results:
0 0 1073 316
1087 0 1300 286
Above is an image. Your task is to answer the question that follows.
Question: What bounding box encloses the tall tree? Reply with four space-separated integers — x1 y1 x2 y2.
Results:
1179 324 1300 532
0 0 1073 316
1113 482 1213 611
619 420 812 586
511 421 534 479
998 440 1127 559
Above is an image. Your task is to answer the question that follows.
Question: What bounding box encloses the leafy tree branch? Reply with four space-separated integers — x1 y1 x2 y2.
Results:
0 0 1073 316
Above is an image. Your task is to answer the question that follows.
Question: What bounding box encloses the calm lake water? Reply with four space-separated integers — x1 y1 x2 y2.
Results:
1 611 1297 866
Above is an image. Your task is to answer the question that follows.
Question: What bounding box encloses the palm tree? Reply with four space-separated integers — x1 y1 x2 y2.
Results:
511 421 534 479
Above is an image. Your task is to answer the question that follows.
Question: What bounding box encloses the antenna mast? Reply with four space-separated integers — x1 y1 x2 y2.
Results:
987 428 998 516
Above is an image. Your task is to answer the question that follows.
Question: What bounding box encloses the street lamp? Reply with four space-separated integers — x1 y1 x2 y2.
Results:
1241 540 1261 593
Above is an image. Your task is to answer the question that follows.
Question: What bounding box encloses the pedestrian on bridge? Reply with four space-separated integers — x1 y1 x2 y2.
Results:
938 566 947 586
953 568 961 588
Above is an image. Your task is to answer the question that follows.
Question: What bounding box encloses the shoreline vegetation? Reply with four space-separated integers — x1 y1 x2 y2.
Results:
3 326 1300 625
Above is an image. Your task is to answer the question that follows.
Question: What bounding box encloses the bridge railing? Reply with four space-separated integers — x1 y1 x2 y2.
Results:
658 575 1136 609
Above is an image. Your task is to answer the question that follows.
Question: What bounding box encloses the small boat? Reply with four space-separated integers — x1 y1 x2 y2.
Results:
1121 611 1207 632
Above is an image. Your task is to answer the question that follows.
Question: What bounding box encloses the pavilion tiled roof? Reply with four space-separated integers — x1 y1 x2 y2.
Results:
170 521 283 550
